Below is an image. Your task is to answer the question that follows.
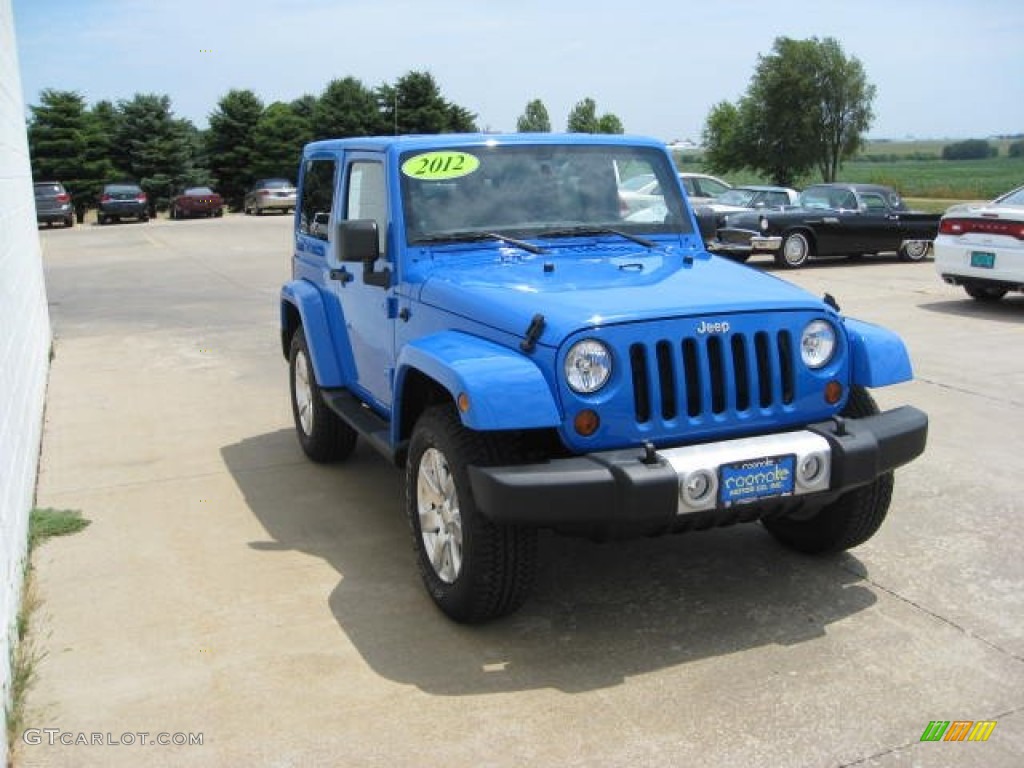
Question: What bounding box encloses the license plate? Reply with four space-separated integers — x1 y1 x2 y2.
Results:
971 251 995 269
719 454 795 507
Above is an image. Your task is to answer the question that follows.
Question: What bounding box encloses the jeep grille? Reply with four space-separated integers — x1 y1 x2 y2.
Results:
629 331 795 423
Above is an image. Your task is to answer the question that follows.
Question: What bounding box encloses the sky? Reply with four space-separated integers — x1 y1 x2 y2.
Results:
10 0 1024 143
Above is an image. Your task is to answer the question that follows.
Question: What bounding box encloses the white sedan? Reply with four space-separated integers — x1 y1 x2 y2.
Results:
935 185 1024 301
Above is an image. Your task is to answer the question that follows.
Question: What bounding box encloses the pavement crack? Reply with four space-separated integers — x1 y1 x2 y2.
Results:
915 376 1024 409
837 705 1024 767
839 561 1024 665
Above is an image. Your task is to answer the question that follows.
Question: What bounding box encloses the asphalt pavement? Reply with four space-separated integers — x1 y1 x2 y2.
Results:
15 213 1024 767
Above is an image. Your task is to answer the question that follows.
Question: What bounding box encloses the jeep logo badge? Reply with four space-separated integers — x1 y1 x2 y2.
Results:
696 320 730 334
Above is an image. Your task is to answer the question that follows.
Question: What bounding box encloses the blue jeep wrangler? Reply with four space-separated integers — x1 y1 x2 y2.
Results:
280 133 928 623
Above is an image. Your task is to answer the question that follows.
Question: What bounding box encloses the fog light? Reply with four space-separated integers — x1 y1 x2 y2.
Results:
825 380 843 404
574 409 600 437
681 469 715 506
798 454 824 486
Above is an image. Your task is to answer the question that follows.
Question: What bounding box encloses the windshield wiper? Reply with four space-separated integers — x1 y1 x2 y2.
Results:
538 226 655 248
416 231 546 254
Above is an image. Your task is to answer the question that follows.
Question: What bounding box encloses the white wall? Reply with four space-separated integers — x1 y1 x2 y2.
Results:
0 0 51 756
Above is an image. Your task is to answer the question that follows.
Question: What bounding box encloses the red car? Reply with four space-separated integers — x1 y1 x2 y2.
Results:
169 186 224 219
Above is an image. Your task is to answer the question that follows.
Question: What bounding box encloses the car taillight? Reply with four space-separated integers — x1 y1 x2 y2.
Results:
940 217 1024 239
56 193 71 203
259 190 270 196
101 194 112 202
136 192 147 202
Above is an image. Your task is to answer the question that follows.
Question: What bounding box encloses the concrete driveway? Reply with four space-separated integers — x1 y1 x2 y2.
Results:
17 214 1024 766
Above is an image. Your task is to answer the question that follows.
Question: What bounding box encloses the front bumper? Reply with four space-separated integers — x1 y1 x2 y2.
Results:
469 406 927 532
709 228 782 255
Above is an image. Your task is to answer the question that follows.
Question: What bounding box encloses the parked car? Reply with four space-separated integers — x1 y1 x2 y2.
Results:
694 185 799 243
678 172 732 205
97 183 149 224
934 184 1024 302
34 181 74 227
243 178 296 215
170 186 224 219
711 183 940 268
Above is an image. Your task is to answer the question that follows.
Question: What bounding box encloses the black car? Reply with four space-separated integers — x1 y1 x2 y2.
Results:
711 183 941 268
98 183 149 224
34 181 74 227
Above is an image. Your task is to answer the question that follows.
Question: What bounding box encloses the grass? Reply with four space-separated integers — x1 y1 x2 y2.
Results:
672 139 1024 201
5 508 90 764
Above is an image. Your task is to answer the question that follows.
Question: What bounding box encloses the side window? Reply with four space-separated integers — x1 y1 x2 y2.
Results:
300 159 336 240
861 193 888 213
347 161 387 257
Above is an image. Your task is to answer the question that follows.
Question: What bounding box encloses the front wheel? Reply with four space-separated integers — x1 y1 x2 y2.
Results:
775 231 812 269
762 387 893 554
288 328 357 463
407 405 537 623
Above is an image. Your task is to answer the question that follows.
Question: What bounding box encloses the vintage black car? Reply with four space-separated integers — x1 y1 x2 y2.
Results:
710 183 941 268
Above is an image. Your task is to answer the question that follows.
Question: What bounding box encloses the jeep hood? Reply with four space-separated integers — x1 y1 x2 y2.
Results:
417 244 827 346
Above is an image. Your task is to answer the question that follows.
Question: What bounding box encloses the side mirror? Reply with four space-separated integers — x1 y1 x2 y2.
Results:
336 219 390 288
337 219 378 263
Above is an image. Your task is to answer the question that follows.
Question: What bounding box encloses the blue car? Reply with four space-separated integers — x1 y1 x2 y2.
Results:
280 133 928 622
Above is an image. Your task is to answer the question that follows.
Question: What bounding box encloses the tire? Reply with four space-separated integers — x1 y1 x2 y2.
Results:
407 405 538 623
64 216 74 227
288 327 357 463
899 240 930 262
762 387 893 554
965 284 1006 302
775 231 812 269
98 214 107 225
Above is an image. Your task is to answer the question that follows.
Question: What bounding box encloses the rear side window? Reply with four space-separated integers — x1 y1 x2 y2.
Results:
35 183 63 196
300 159 336 240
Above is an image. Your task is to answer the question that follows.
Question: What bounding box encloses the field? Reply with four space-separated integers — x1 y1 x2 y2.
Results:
673 138 1024 204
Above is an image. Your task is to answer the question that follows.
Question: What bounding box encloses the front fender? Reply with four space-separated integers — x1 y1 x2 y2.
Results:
844 317 913 387
280 280 345 387
396 332 561 431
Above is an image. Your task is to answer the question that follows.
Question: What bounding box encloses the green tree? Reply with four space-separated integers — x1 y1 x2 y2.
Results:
116 93 198 213
942 139 996 160
28 90 114 211
567 98 623 134
206 89 264 208
378 71 477 135
702 37 876 185
251 102 311 181
1009 140 1024 158
517 99 551 132
567 98 599 133
597 113 624 134
312 77 381 140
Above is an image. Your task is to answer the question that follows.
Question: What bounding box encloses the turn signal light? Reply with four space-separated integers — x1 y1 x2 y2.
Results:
574 409 600 437
825 380 843 405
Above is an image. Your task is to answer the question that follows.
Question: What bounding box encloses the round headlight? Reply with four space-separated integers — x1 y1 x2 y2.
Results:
565 340 612 394
801 320 837 369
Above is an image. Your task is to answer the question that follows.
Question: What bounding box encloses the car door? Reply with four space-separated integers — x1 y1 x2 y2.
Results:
856 191 901 253
296 153 395 411
332 153 395 409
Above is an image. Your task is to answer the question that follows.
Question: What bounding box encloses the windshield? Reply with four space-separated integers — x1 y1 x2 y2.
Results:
799 186 857 210
715 189 757 206
185 187 214 195
401 144 691 244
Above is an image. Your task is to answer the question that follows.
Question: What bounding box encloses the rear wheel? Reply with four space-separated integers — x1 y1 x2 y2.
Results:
64 216 74 227
775 231 812 269
899 240 930 262
763 387 893 554
407 405 537 623
965 284 1007 302
288 328 357 463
